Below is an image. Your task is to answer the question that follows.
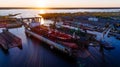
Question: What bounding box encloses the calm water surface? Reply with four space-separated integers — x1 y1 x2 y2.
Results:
0 9 120 17
0 27 77 67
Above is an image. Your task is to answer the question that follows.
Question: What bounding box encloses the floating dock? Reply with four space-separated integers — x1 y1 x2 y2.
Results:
25 29 72 55
0 29 22 50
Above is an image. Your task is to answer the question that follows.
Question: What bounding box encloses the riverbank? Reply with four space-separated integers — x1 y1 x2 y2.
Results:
39 12 120 26
40 12 120 37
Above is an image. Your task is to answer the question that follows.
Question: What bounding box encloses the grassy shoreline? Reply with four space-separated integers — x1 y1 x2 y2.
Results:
40 12 120 19
39 12 120 26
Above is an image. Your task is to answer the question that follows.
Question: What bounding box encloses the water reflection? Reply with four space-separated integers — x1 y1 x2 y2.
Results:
39 9 46 14
40 17 45 25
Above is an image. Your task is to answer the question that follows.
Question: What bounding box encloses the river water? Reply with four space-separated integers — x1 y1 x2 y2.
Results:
0 9 120 67
0 9 120 17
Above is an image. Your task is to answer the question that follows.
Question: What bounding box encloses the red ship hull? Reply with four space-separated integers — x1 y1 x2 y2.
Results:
30 25 78 49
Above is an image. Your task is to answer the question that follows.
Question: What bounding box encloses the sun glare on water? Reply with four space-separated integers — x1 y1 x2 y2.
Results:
40 17 45 25
39 9 46 14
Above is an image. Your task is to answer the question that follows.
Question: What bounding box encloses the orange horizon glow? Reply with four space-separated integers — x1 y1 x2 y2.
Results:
35 0 48 8
0 0 120 8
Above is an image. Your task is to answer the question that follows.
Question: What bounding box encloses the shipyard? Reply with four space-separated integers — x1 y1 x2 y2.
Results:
0 9 120 67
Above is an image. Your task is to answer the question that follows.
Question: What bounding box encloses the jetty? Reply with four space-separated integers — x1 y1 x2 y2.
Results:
0 29 22 50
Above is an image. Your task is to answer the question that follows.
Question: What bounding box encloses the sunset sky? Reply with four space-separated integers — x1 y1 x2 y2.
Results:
0 0 120 8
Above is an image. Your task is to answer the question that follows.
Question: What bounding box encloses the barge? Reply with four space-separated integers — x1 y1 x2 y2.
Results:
0 29 22 51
